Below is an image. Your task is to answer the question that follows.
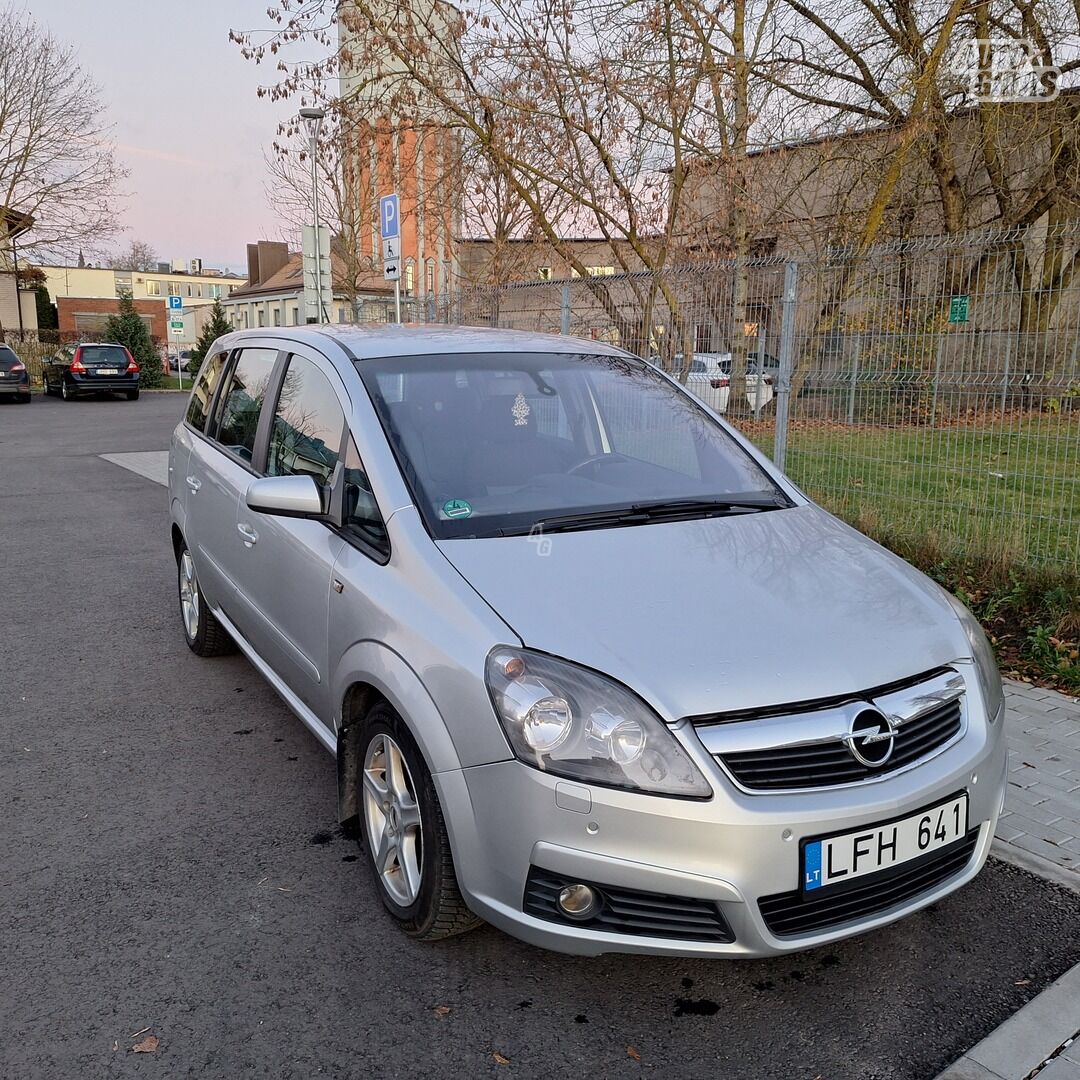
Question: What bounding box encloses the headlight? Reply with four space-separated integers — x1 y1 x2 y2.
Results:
948 596 1005 721
485 647 712 798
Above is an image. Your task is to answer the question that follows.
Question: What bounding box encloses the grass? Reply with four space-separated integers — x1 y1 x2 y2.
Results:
738 413 1080 690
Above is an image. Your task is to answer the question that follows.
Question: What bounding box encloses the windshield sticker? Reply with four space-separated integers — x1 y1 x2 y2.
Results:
442 499 473 520
512 392 531 427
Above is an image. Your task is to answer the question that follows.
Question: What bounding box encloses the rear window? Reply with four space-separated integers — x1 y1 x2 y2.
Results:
0 347 18 365
79 345 129 364
186 352 229 433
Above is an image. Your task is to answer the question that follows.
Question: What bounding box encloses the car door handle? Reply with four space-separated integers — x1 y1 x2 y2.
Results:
237 523 259 547
186 475 201 493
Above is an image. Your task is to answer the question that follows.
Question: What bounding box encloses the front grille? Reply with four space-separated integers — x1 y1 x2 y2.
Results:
721 699 962 791
524 867 734 943
758 828 980 938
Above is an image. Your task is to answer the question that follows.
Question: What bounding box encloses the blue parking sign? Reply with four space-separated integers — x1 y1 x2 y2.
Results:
168 295 183 311
380 193 400 240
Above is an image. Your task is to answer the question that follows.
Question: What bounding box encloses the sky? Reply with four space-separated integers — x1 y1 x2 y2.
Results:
31 0 300 273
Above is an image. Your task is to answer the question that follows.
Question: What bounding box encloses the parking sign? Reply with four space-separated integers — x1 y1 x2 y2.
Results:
168 295 183 311
380 194 400 241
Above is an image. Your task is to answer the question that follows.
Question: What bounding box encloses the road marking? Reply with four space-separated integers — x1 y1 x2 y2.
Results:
99 451 169 487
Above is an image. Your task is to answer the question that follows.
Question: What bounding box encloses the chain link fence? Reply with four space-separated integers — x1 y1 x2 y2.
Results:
435 223 1080 573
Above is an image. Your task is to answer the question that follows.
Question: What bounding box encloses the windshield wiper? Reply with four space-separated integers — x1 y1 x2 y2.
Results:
500 494 788 536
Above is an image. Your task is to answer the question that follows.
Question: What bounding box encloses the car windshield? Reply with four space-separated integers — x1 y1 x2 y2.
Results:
357 351 785 539
80 345 128 364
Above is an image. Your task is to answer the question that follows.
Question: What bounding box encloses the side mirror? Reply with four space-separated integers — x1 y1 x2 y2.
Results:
245 474 325 519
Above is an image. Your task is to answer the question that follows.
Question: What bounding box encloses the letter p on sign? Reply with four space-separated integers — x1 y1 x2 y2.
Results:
380 194 400 241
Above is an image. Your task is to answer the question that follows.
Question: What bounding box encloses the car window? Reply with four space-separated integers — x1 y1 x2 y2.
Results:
80 345 128 364
0 347 18 364
342 436 389 557
213 348 278 463
359 351 782 540
266 354 345 485
186 351 229 434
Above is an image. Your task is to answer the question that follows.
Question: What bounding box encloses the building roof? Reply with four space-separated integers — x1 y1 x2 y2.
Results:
226 249 392 301
209 323 629 360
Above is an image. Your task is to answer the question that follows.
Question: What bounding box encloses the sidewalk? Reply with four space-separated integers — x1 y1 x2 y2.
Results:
937 679 1080 1080
995 680 1080 893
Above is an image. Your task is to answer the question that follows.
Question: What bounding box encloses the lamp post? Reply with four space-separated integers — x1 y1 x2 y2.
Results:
299 107 327 324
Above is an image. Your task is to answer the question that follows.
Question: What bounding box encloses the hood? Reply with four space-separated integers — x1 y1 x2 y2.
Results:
436 505 967 721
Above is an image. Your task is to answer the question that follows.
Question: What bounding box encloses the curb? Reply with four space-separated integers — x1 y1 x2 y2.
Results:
990 841 1080 896
934 937 1080 1080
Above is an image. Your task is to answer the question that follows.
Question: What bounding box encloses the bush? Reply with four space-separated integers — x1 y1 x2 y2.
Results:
190 300 231 377
103 291 162 388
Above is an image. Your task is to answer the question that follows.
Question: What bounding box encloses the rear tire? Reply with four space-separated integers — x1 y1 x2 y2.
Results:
358 704 480 941
16 391 30 403
126 388 140 401
177 542 233 656
61 380 75 402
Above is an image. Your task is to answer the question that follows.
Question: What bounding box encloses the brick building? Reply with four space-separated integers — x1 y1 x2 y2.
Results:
57 296 166 341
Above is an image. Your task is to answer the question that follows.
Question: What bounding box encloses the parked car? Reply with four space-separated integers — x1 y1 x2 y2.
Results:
42 342 140 401
170 326 1006 957
170 350 193 372
0 344 31 403
682 352 775 414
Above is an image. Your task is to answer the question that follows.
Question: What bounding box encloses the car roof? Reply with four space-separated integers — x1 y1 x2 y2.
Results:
215 324 633 361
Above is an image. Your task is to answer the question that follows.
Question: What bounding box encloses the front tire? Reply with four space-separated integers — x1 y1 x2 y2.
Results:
177 542 233 656
359 705 480 941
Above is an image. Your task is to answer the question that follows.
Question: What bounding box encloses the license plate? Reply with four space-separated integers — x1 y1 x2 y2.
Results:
802 794 968 893
97 368 119 375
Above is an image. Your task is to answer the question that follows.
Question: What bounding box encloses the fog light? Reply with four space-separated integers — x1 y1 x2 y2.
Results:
557 883 599 920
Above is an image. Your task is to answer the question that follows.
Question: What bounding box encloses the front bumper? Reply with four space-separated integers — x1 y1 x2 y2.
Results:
438 695 1007 957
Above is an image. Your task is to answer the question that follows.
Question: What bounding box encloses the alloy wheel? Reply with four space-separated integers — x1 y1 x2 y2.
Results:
363 733 424 907
178 550 200 640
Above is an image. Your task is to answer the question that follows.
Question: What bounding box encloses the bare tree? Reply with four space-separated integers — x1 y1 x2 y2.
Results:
0 6 126 259
108 240 158 271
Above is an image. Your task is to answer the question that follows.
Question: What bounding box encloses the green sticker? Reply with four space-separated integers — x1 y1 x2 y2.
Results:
442 499 473 519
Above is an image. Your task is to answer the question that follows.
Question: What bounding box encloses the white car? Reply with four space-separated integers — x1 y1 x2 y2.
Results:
683 353 775 414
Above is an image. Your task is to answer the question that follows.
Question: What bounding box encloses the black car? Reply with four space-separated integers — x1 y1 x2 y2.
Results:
0 344 31 403
42 342 140 401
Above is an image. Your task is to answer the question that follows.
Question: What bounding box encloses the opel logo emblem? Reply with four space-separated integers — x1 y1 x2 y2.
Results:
844 709 896 768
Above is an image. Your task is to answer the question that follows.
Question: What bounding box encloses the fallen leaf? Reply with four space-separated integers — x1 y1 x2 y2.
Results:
111 1041 118 1052
493 1051 510 1065
627 1046 642 1062
433 1006 451 1017
131 1034 159 1054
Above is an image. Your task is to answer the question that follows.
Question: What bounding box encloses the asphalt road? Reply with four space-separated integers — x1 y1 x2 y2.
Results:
3 392 1080 1080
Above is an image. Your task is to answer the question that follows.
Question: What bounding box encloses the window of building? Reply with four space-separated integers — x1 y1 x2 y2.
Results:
115 277 132 296
426 259 435 293
272 307 281 326
186 284 193 297
257 308 266 327
212 349 278 461
290 306 299 325
168 282 180 296
404 262 415 294
146 280 161 296
266 355 345 486
196 284 203 298
538 267 552 281
586 266 615 277
208 284 221 299
338 307 347 324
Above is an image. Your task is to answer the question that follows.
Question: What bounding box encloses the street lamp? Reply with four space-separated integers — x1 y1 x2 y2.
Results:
299 106 327 324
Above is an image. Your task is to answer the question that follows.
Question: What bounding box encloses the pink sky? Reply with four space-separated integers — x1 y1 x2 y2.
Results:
33 0 296 272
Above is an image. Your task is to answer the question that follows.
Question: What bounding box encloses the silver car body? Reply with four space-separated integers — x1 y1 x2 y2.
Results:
169 325 1007 957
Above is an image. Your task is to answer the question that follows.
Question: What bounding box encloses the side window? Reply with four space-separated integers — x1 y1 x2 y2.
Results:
213 348 278 463
266 354 346 485
343 437 389 557
185 351 228 433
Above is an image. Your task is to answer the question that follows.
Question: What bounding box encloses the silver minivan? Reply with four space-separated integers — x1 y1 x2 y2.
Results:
169 326 1007 957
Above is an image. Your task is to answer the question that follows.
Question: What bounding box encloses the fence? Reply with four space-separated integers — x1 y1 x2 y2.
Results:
437 222 1080 574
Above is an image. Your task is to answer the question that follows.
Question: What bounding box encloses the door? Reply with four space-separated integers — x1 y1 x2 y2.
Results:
186 347 279 616
229 349 348 724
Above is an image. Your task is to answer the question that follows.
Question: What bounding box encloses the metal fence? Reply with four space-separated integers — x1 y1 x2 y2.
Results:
436 223 1080 574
